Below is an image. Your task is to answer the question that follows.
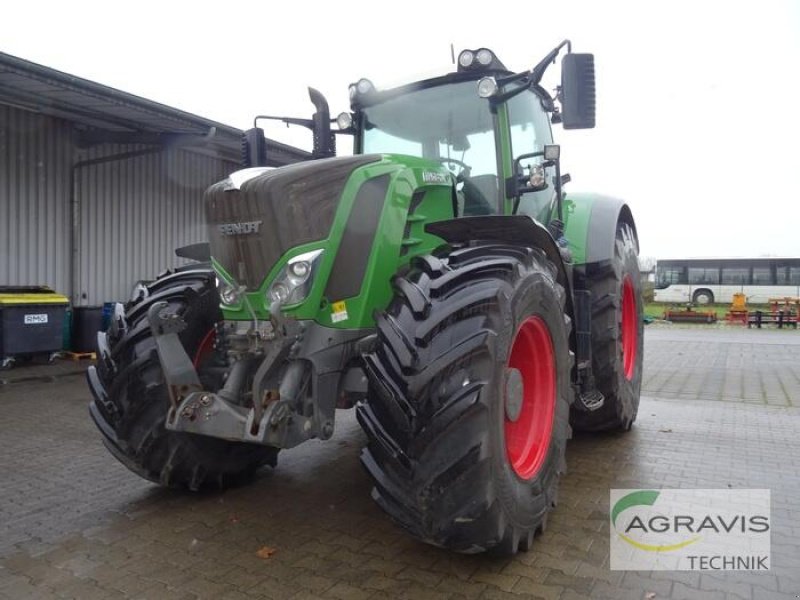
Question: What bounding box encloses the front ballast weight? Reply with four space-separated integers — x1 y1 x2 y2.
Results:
149 301 364 449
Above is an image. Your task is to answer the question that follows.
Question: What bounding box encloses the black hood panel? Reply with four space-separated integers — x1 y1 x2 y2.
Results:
205 155 380 288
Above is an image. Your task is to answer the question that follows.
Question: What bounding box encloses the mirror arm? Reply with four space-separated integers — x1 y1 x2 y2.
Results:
492 79 531 104
512 151 545 188
530 39 572 84
531 84 556 112
497 71 531 85
491 64 562 111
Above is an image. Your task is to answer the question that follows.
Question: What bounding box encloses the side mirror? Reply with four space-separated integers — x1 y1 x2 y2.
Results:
561 53 596 129
508 156 549 197
524 164 549 192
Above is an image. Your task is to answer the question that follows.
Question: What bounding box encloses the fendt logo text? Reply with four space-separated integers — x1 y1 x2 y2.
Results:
610 489 770 571
422 171 450 185
218 221 262 236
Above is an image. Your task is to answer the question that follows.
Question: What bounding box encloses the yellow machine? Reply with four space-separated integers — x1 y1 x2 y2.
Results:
731 293 747 312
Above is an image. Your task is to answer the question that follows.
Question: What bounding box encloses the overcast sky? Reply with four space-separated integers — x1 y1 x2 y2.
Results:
3 0 799 259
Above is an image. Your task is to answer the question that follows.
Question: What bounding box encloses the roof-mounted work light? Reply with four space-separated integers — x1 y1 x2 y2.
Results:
349 78 376 105
457 48 507 72
356 78 374 94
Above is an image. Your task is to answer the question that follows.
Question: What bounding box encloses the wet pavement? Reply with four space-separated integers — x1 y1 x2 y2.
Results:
1 326 799 599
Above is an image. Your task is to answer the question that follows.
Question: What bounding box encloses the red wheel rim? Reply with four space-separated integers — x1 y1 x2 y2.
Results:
621 275 637 380
504 316 556 480
193 328 216 368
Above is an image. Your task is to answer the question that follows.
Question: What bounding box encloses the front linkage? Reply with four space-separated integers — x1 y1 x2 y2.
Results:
153 299 369 449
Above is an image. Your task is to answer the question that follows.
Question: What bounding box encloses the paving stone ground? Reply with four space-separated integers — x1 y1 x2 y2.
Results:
1 326 799 599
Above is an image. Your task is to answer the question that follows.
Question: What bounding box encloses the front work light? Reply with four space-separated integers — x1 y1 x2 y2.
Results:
336 112 353 130
458 50 475 68
477 76 498 98
266 249 324 309
544 144 561 161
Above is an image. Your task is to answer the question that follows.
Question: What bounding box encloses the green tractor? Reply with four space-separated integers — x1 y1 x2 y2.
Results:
88 41 643 554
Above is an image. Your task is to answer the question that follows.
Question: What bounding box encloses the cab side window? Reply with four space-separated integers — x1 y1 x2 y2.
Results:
507 92 554 223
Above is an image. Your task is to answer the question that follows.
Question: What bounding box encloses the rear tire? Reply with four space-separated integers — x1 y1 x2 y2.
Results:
571 222 644 432
88 270 277 491
358 244 573 555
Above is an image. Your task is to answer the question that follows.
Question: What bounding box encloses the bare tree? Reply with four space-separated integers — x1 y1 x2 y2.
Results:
639 256 657 274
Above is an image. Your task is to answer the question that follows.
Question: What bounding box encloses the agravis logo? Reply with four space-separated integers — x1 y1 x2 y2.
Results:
609 489 770 571
612 490 701 552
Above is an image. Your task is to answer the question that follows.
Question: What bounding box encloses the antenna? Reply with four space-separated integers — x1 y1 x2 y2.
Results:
450 43 455 65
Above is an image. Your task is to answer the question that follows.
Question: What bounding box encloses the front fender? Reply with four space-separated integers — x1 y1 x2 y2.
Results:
425 214 574 329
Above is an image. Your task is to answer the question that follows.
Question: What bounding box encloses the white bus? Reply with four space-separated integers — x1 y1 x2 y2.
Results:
654 258 800 305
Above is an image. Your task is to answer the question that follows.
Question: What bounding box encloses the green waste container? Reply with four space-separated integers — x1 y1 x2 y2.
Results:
0 286 69 367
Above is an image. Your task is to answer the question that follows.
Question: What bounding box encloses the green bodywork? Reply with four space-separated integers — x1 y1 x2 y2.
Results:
215 155 456 328
562 194 593 265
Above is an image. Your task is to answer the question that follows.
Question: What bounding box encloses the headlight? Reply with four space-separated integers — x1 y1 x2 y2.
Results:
266 249 324 309
216 276 242 306
289 260 310 279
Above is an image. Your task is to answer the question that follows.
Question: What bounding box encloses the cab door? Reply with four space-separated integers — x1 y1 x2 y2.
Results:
503 91 556 223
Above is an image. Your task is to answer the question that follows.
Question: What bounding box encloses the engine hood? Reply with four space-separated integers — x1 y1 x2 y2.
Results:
205 155 380 289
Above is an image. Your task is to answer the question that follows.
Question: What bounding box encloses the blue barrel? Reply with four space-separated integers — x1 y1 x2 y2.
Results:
101 302 115 332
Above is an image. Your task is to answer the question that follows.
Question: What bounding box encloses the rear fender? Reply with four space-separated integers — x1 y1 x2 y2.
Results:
563 192 639 266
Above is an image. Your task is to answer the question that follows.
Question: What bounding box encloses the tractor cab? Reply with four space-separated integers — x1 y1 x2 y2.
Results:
340 45 596 230
240 43 596 234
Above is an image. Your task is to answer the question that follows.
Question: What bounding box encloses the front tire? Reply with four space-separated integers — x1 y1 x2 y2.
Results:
88 270 277 490
571 222 644 432
357 244 573 554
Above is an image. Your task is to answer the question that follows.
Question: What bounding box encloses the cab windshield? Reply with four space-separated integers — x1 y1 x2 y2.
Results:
361 80 499 215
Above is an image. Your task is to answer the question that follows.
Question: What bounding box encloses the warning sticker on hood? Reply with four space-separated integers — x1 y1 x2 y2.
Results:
331 301 348 323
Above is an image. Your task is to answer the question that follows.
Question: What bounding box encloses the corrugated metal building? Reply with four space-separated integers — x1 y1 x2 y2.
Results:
0 52 241 306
